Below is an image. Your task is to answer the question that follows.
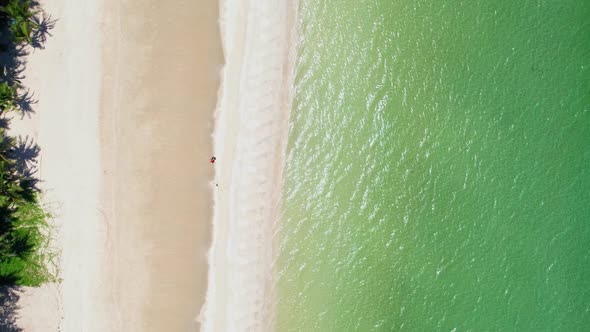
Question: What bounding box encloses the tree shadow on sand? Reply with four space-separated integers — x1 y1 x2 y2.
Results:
13 89 37 118
30 14 56 50
0 47 37 119
0 48 27 86
8 135 40 183
0 286 23 332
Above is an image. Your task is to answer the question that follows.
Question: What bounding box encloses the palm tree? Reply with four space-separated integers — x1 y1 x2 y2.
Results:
0 0 39 45
0 82 16 113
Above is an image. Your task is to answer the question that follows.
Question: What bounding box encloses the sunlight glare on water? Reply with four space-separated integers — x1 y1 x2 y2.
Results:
277 0 590 331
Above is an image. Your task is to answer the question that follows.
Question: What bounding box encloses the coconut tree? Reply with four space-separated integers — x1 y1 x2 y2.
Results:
0 82 16 113
0 0 39 45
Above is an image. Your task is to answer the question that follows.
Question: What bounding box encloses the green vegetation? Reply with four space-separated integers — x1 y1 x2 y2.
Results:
0 0 38 45
0 82 17 112
0 0 55 288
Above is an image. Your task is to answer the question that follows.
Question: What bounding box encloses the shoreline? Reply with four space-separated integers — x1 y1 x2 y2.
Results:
200 0 299 330
100 0 223 330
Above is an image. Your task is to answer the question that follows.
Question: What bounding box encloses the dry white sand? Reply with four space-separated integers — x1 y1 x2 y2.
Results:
14 0 222 331
199 0 299 330
13 0 104 330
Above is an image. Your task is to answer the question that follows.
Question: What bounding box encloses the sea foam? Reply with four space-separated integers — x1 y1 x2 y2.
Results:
199 0 298 330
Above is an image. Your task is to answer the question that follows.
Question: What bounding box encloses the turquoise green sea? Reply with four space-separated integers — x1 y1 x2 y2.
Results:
277 0 590 331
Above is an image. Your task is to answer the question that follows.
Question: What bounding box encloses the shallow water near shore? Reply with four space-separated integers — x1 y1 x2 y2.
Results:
277 0 590 330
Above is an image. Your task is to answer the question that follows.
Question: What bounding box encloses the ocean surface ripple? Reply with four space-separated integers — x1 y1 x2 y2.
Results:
277 0 590 331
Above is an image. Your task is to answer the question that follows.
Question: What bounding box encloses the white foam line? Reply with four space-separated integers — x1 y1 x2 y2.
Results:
199 0 299 331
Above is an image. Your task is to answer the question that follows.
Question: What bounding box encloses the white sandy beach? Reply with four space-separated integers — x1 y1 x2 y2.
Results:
200 0 298 330
13 0 103 330
14 0 223 331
